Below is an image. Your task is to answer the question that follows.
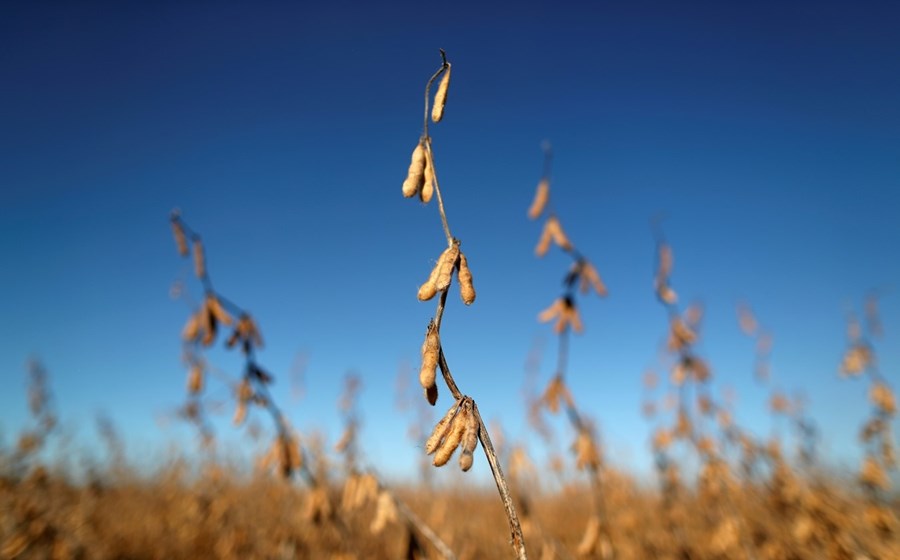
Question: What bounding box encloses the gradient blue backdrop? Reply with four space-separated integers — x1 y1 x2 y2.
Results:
1 1 898 483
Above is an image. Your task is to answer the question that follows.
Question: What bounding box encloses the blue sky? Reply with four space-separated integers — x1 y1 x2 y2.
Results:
1 1 898 483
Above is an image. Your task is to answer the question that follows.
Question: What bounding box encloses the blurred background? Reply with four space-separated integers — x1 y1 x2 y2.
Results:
1 0 898 484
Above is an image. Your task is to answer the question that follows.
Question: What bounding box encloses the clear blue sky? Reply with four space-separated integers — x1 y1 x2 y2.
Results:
1 1 898 483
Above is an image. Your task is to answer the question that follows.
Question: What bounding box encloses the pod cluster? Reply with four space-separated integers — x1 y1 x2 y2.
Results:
417 242 476 305
425 398 478 471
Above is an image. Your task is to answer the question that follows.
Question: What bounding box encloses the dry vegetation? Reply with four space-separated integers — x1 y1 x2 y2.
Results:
2 52 899 559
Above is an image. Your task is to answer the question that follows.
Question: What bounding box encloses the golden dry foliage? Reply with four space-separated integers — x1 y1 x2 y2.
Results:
528 178 550 220
431 65 451 123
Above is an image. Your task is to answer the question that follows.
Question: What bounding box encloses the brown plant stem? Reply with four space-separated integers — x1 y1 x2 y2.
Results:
416 50 528 559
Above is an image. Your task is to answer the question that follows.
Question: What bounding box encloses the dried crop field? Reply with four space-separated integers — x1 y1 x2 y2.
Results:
2 52 898 560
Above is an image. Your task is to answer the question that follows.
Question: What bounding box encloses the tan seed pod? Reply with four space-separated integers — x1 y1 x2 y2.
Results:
340 475 359 511
542 375 573 413
548 216 571 251
193 237 206 278
182 312 201 342
576 515 601 557
418 244 460 301
206 294 233 326
457 252 476 305
573 430 601 471
769 393 790 414
419 324 440 405
658 243 673 278
861 455 889 490
667 318 697 351
537 298 564 323
370 490 399 534
431 65 451 123
553 299 583 334
870 382 896 414
689 356 711 382
535 218 553 257
233 401 247 426
334 426 353 453
426 400 462 454
657 283 678 305
433 405 468 467
579 261 607 297
200 300 217 347
187 364 203 394
402 141 426 198
653 428 672 451
171 220 189 256
421 147 435 203
737 303 758 336
840 344 871 376
458 406 478 471
527 178 549 220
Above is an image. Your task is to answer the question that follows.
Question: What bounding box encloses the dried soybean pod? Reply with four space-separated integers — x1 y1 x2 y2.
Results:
402 141 427 198
417 255 443 301
581 261 608 297
458 404 478 471
537 298 564 323
182 312 201 342
421 147 435 203
187 364 204 394
200 300 217 346
419 323 440 405
172 219 189 256
435 243 460 292
206 295 233 326
433 406 467 467
527 178 549 220
193 237 206 278
418 244 459 301
535 219 553 257
426 399 462 454
457 252 476 305
431 65 451 123
546 216 572 251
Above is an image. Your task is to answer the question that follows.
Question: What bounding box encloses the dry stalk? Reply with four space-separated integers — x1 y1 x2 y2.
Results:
528 144 613 558
400 50 528 560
